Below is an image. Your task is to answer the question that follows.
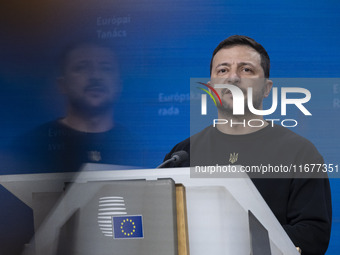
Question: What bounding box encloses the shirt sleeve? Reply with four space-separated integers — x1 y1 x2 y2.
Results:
283 177 332 255
283 142 332 255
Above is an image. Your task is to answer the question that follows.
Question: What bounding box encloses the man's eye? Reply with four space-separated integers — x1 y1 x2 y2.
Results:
242 67 253 73
217 68 227 74
73 64 88 72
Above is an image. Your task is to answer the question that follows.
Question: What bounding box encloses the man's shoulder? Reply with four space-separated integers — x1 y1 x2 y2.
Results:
167 137 190 153
163 126 214 164
10 120 60 143
26 119 69 136
170 124 317 150
269 124 323 162
270 124 318 148
169 126 214 151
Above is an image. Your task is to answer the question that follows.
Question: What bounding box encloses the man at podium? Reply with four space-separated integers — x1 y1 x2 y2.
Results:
164 35 332 255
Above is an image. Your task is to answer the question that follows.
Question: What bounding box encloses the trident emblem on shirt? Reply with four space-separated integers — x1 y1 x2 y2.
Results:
229 152 238 164
88 151 102 162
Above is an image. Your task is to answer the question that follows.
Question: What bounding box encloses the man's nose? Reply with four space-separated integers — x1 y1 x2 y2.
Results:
88 64 102 79
226 70 241 85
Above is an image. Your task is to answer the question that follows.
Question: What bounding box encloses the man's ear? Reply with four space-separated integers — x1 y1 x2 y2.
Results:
264 79 273 98
57 76 67 95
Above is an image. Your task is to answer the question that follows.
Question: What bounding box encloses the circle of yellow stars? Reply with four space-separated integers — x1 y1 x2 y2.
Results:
121 218 136 236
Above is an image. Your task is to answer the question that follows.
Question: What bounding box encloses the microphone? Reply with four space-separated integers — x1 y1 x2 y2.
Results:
157 151 188 168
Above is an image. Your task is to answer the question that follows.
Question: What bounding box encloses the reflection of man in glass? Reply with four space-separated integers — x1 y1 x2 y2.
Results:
164 35 332 255
8 41 141 173
0 42 142 255
58 42 120 133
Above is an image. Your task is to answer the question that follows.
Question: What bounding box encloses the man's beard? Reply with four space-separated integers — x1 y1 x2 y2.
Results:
216 86 265 117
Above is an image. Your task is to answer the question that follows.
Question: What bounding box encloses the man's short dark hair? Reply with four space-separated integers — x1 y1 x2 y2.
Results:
210 35 270 78
58 40 115 75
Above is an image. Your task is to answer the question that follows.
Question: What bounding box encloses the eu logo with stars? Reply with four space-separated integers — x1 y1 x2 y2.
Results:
113 215 144 239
